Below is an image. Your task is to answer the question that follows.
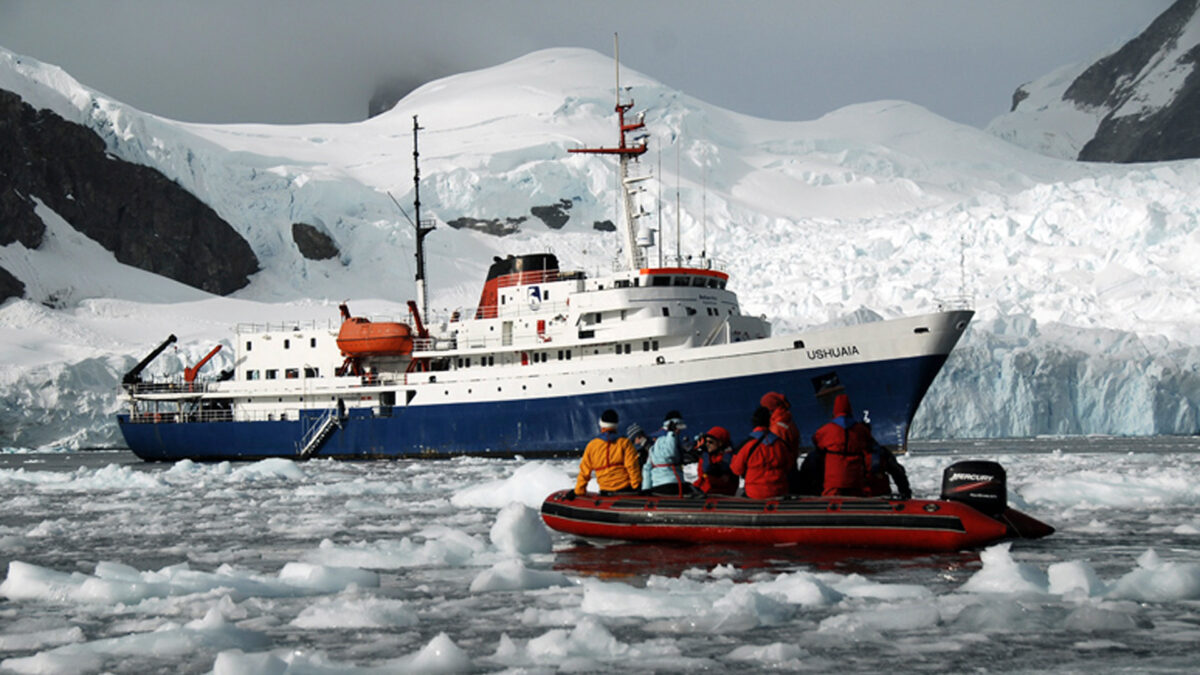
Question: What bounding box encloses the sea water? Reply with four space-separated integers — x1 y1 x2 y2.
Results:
2 437 1199 673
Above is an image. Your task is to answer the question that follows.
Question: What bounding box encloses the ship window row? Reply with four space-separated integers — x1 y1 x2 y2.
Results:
648 275 726 289
246 338 320 351
244 367 320 380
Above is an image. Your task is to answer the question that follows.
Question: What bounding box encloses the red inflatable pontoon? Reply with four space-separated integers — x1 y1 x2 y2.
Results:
540 490 1053 552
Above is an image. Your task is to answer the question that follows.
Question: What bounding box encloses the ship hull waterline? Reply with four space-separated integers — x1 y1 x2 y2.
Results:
118 350 952 461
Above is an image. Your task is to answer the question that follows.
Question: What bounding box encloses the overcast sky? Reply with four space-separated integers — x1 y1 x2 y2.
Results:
0 0 1173 127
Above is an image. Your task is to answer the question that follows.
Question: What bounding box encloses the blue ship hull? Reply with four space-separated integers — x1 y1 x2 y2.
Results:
117 352 948 461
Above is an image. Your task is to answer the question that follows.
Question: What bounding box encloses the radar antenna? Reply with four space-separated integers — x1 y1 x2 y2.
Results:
568 33 649 270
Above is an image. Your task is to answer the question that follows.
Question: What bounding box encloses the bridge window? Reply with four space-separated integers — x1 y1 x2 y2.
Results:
651 276 670 287
673 276 689 286
692 277 707 287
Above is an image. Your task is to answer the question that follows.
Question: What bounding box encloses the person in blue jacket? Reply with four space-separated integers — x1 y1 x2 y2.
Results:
642 410 700 496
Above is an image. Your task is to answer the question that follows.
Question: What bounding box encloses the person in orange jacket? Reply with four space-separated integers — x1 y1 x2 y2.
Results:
730 406 792 499
693 426 739 495
575 409 642 495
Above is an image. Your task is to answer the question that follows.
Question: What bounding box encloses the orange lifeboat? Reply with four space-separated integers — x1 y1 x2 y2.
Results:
336 304 414 357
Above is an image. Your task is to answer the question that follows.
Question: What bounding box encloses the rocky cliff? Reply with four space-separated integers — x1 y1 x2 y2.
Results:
0 88 258 299
991 0 1200 162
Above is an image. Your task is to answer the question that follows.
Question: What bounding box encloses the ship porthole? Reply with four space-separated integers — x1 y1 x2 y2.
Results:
655 356 665 365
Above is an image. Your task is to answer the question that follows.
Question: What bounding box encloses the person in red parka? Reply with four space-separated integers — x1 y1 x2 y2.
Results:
693 426 739 495
730 406 792 499
760 391 799 459
810 393 872 496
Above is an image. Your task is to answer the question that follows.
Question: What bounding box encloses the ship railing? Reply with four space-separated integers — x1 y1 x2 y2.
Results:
123 381 214 395
124 406 344 425
236 318 342 335
642 254 728 273
451 299 573 322
936 295 974 311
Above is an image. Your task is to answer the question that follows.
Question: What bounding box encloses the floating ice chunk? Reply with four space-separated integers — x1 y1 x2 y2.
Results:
303 527 489 569
819 601 941 633
1 650 102 675
381 632 472 673
960 542 1049 594
951 599 1039 632
230 458 307 482
489 502 552 555
0 626 85 651
1062 603 1148 632
1 604 267 674
724 641 807 665
290 592 418 629
1106 548 1200 602
751 570 843 606
530 618 616 659
276 562 378 593
579 577 713 619
450 461 573 509
705 584 794 631
832 572 933 601
469 558 571 592
1048 560 1108 597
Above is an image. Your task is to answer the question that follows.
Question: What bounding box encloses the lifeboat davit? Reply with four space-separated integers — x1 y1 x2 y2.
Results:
336 304 414 357
540 461 1054 552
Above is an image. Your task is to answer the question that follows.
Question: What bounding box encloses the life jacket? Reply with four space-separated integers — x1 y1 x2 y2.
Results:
694 448 739 495
813 418 869 496
730 429 791 499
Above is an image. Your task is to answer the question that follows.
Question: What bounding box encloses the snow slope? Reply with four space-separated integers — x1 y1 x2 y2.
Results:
2 45 1200 448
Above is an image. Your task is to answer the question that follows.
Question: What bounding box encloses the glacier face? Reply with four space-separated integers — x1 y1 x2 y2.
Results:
2 46 1200 448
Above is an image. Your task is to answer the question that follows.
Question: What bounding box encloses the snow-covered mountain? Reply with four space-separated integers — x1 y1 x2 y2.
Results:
989 0 1200 162
2 42 1200 450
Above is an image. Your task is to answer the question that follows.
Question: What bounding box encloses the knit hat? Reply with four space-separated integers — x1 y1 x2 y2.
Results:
626 422 645 440
662 410 686 430
600 409 619 430
832 394 853 419
701 426 731 446
760 391 788 410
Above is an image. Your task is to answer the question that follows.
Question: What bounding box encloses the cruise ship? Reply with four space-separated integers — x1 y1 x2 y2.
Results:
117 60 972 461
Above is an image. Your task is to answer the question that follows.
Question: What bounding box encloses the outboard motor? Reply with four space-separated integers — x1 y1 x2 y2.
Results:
941 460 1007 516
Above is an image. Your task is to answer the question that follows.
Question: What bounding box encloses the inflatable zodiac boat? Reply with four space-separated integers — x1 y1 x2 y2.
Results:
541 461 1054 552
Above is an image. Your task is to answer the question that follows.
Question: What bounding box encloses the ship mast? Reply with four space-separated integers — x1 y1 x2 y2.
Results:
412 115 435 320
569 34 649 270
